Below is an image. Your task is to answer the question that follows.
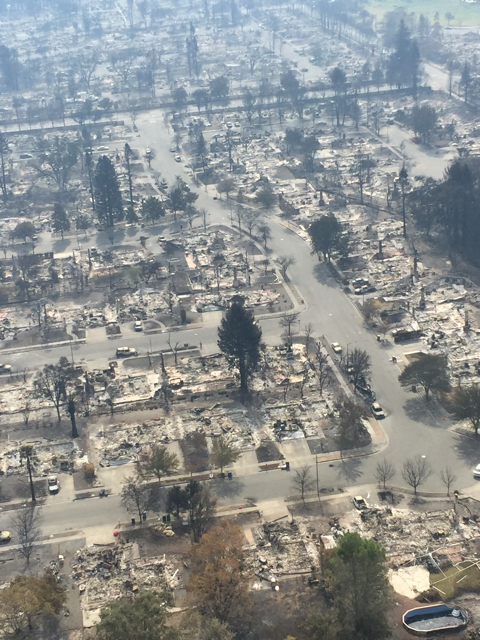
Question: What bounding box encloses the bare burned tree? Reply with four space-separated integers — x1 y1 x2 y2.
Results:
374 458 396 491
34 362 70 421
303 323 314 352
21 401 31 428
10 505 42 566
75 50 100 89
167 332 180 365
402 456 432 497
200 207 208 232
439 466 457 497
110 49 138 90
278 255 295 281
35 136 79 191
279 312 299 343
292 465 315 502
299 366 310 399
188 482 217 543
362 298 377 323
121 476 150 522
314 341 331 393
378 321 390 343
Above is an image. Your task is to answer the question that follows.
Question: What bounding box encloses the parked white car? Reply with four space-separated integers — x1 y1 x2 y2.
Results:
331 342 342 354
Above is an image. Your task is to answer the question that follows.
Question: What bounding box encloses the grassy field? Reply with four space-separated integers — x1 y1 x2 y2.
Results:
367 0 480 27
430 561 480 599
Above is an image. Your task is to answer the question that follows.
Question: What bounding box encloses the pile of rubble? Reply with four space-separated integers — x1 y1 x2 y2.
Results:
247 520 319 581
0 437 84 476
72 543 181 611
340 506 480 568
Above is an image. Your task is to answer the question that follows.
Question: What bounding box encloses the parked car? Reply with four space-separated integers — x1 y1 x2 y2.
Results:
0 364 11 373
355 383 376 401
354 284 376 295
174 155 182 162
352 277 369 287
134 320 143 332
116 347 138 358
352 496 367 510
473 464 480 478
0 531 11 543
331 342 342 354
48 475 59 493
371 402 385 419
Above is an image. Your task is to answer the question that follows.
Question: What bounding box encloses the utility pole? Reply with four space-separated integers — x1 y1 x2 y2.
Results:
26 454 35 503
399 165 408 238
21 447 36 504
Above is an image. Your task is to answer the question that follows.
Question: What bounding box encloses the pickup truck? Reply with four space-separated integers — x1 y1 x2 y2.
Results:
116 347 138 358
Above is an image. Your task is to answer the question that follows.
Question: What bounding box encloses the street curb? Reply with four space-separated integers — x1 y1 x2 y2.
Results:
0 338 86 355
115 504 260 532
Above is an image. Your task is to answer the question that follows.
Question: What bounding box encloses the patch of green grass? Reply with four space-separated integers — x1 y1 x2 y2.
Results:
367 0 480 27
430 561 480 599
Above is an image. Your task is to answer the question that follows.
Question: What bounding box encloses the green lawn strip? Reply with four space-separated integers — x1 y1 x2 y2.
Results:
366 0 480 28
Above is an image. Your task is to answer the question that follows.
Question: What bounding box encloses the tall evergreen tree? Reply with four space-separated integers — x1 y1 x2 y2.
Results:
85 148 95 211
0 132 9 202
387 20 421 91
460 62 472 104
217 302 262 391
51 202 70 239
124 143 134 213
94 155 123 227
327 533 391 640
142 196 165 224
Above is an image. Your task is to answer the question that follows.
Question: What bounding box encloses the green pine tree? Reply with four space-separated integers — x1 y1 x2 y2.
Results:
217 302 262 391
52 203 70 239
94 155 123 227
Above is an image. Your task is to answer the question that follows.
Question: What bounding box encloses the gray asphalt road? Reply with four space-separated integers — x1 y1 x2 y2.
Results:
0 464 337 541
9 108 479 497
2 39 478 540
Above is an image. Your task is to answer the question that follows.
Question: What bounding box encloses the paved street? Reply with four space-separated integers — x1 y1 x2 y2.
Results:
3 131 480 539
3 36 480 544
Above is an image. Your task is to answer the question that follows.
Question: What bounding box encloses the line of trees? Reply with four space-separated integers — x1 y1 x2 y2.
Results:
374 456 457 497
409 159 480 265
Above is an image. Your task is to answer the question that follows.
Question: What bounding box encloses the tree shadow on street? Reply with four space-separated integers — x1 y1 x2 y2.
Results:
313 263 337 288
452 431 480 467
336 456 363 483
402 396 449 428
97 226 126 248
147 484 167 512
52 238 71 253
211 477 244 499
